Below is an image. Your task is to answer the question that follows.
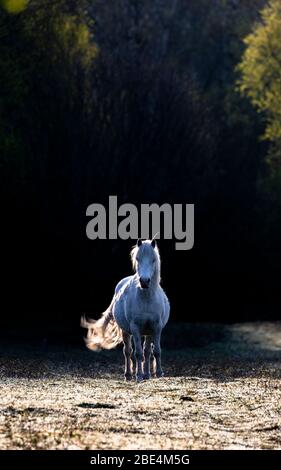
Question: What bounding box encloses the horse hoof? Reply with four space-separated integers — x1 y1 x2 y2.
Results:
136 375 144 382
143 374 151 380
124 374 133 381
156 371 164 378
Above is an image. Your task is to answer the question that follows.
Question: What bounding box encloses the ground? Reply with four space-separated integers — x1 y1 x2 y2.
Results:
0 322 281 450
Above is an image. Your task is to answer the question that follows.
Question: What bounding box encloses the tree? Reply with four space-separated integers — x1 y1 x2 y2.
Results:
238 0 281 171
0 0 97 228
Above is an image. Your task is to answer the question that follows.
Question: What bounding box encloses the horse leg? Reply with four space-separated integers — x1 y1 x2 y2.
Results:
153 327 164 378
122 331 133 381
143 335 152 380
131 324 144 382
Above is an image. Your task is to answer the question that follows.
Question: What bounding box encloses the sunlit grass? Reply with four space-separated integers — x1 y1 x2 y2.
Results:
0 323 281 449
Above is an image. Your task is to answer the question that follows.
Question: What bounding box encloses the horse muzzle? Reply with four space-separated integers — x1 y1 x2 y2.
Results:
140 277 150 289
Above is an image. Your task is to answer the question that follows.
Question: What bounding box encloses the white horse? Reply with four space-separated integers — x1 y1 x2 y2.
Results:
81 239 170 381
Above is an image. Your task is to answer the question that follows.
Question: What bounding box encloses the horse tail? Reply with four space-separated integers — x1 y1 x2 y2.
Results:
80 298 122 351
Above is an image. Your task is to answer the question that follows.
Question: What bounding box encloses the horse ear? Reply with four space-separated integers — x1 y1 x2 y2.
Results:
137 239 142 247
151 239 157 248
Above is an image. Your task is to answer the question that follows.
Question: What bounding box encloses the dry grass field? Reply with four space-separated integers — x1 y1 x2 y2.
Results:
0 322 281 450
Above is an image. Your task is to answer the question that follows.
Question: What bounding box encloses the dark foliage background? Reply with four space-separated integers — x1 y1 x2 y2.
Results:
0 0 280 341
